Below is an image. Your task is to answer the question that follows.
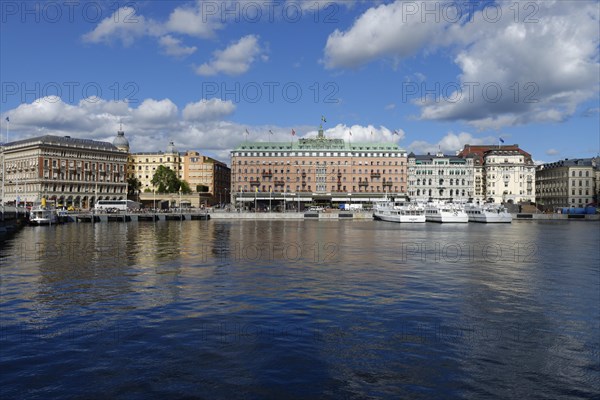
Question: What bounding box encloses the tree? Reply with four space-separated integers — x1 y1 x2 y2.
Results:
127 176 142 196
151 165 180 193
180 180 192 194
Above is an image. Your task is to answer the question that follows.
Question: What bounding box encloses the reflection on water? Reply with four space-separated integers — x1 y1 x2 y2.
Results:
1 220 598 399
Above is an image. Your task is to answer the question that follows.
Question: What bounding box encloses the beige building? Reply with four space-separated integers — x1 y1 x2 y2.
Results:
128 141 183 192
536 157 599 210
407 152 474 201
230 127 407 210
181 151 231 204
1 134 127 208
458 144 536 204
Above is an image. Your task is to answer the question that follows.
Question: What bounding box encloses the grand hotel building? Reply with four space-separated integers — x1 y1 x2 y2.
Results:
230 128 408 209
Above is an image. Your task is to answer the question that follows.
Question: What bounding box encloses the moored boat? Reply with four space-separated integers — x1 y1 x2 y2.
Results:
425 201 468 223
373 201 426 223
465 203 512 223
29 198 59 225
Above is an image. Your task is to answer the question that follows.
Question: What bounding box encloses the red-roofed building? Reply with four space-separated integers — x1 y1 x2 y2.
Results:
458 144 536 204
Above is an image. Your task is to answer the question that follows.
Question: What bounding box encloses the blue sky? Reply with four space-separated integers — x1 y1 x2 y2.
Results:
1 0 599 164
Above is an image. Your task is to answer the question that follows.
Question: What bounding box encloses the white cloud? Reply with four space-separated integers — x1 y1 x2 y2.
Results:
182 99 236 121
418 2 600 129
384 103 396 111
303 123 405 142
82 1 220 57
407 132 498 154
82 7 152 46
195 35 263 76
324 1 600 130
165 2 222 38
133 99 179 126
323 1 446 68
158 35 197 57
545 148 560 156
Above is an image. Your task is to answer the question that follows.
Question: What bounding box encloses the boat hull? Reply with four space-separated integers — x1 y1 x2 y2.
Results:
468 213 512 223
373 211 426 223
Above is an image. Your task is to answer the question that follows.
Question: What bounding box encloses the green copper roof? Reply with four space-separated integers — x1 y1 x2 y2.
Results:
233 138 403 152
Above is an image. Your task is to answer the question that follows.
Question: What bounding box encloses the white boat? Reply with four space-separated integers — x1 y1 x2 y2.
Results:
29 199 59 225
425 201 468 223
373 201 426 223
465 203 512 223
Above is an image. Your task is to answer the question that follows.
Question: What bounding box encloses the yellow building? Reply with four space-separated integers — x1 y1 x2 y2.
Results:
128 141 183 192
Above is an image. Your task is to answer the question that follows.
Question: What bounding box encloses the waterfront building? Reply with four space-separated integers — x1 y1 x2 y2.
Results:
458 144 536 204
1 134 127 208
128 141 183 191
407 152 474 201
126 132 231 204
181 151 231 204
535 157 599 210
230 126 407 209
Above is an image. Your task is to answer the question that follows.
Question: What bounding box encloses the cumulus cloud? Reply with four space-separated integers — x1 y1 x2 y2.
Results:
324 0 600 130
82 6 156 46
300 123 405 142
165 2 222 38
158 35 197 57
323 1 446 68
82 1 220 56
182 99 236 121
195 35 264 76
407 132 498 154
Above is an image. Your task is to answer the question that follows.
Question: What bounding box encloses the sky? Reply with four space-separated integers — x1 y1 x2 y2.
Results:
1 0 599 165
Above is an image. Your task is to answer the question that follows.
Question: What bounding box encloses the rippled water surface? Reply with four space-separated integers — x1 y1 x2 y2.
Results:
1 220 598 399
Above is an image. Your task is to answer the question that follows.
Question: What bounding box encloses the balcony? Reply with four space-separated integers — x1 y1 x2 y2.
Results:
262 170 273 177
383 181 393 187
301 172 306 178
274 180 285 186
249 180 260 186
370 172 381 178
358 181 369 187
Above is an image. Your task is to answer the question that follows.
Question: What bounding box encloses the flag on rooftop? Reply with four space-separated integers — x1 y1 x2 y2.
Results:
5 117 8 122
321 116 326 123
499 137 505 143
393 130 400 136
269 130 273 135
291 129 296 136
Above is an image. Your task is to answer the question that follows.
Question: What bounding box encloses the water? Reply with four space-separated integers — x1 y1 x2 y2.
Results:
1 220 598 399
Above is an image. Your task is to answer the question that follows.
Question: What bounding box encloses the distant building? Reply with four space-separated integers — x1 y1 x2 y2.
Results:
128 141 183 192
458 144 536 204
536 157 599 210
125 133 230 204
1 134 127 208
181 151 230 203
230 126 407 209
407 151 474 201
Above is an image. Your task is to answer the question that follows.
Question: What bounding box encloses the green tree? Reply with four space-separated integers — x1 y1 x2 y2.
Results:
127 176 142 196
180 180 192 194
151 165 181 193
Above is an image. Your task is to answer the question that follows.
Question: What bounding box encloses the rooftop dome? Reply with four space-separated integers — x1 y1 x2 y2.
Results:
113 130 129 152
166 141 177 154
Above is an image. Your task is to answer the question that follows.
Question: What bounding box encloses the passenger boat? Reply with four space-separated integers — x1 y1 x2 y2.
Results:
29 198 59 225
373 201 426 223
465 203 512 223
425 201 468 223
